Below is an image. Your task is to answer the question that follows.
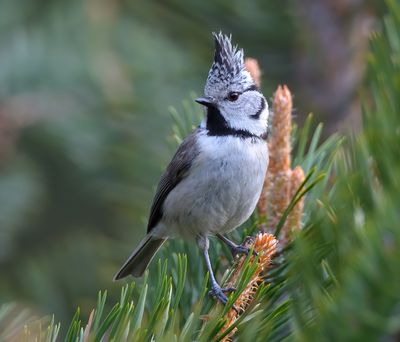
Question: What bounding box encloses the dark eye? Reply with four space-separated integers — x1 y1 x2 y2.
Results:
227 92 240 102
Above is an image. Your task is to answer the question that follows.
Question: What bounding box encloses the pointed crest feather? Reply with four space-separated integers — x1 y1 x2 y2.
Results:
212 32 244 77
205 32 254 96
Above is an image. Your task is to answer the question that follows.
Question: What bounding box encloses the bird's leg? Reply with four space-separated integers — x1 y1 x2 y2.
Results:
197 235 235 305
216 233 257 257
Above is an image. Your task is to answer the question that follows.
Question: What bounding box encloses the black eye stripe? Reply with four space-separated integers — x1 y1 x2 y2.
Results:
225 84 259 100
250 97 266 119
243 84 260 93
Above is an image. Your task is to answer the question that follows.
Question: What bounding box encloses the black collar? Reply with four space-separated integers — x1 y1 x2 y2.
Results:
205 106 267 141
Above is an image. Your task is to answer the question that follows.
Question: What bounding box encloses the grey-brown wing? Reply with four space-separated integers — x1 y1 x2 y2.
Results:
147 130 200 232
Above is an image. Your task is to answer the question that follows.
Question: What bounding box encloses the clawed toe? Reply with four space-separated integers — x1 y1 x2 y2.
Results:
230 245 258 257
209 285 236 304
216 234 257 258
209 287 228 304
222 286 236 293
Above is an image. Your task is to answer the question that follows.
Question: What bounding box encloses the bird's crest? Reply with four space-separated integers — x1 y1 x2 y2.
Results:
205 32 254 96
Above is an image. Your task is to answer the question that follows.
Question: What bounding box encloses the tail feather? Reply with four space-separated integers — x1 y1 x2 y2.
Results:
114 235 166 280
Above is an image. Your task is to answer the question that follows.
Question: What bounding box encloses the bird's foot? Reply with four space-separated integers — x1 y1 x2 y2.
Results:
229 244 258 258
216 234 258 258
208 284 236 305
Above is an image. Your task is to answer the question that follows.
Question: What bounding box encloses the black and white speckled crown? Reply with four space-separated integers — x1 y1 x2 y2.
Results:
204 32 255 96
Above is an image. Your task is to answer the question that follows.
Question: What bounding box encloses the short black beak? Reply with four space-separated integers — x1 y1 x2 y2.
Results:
195 97 216 108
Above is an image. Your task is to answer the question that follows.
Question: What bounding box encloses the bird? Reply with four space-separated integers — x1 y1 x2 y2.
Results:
114 32 269 305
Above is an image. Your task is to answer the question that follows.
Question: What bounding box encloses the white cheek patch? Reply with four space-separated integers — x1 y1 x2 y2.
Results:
220 93 269 137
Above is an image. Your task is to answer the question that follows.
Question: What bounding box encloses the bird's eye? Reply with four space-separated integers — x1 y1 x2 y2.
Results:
227 92 240 102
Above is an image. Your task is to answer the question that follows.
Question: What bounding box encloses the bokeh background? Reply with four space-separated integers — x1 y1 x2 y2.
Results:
0 0 384 325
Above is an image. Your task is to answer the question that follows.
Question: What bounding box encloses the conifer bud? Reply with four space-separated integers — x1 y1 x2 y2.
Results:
220 233 278 341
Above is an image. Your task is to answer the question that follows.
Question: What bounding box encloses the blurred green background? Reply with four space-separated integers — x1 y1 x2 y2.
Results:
0 0 384 325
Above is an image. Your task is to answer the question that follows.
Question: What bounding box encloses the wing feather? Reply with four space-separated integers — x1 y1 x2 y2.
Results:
147 130 200 232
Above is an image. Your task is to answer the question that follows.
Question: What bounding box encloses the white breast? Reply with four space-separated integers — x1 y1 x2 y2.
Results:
158 133 269 239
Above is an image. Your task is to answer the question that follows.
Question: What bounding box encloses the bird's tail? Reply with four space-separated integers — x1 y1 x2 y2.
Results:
114 234 167 280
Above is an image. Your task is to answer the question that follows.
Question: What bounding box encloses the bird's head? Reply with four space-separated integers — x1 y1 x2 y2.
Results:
196 32 268 138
